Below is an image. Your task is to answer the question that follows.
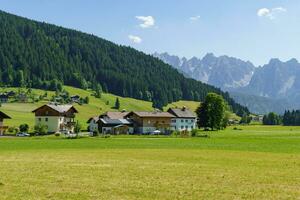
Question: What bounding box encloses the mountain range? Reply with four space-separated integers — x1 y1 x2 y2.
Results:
154 52 300 114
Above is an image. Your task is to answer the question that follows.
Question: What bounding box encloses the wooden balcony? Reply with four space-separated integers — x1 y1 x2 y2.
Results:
0 126 9 130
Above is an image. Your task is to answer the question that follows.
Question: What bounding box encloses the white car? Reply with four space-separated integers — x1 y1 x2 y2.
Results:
16 132 30 137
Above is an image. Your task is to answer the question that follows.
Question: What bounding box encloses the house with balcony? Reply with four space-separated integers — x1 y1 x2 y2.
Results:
32 104 78 133
125 111 175 134
167 107 197 131
0 111 11 135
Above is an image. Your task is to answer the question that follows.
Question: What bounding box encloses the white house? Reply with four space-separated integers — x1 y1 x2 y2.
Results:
167 107 197 131
98 118 133 134
87 116 99 132
32 104 78 133
87 111 130 133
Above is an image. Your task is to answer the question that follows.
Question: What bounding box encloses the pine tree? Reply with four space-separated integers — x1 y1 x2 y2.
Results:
114 97 120 110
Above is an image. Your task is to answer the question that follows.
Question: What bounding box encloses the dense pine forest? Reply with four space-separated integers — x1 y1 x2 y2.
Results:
282 110 300 126
0 10 248 114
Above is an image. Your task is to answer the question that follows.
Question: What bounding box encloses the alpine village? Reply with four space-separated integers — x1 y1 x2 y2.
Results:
1 3 300 200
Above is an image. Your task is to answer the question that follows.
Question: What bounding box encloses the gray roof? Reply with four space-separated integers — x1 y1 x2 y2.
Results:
87 116 100 123
100 118 132 125
126 111 174 118
47 104 75 113
167 107 196 118
32 104 78 114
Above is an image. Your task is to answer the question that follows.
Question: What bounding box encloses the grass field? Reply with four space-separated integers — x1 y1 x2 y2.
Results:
0 125 300 199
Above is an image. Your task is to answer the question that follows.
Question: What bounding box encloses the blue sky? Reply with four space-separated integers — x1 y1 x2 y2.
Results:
0 0 299 65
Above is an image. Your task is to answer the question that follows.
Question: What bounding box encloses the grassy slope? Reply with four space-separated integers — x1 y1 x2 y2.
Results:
0 125 300 199
0 86 204 129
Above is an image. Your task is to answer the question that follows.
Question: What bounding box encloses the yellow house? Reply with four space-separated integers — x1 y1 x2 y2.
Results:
32 104 78 133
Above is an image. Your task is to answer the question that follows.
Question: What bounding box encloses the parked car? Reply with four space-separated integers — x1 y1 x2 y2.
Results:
16 132 30 137
151 130 161 135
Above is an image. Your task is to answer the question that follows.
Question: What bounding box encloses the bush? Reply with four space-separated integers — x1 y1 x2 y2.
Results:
92 130 99 137
190 129 198 137
34 124 48 135
55 132 61 137
180 130 190 137
19 124 29 132
171 130 180 137
8 126 15 133
99 134 111 138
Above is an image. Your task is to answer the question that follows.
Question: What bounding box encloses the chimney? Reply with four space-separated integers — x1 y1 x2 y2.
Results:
182 106 186 111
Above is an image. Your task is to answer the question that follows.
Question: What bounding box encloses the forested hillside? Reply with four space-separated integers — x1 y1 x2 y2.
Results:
0 10 248 114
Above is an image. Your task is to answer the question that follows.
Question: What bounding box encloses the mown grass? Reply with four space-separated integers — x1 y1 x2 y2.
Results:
0 125 300 199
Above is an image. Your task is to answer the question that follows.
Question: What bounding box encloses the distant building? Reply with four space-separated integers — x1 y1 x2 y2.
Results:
87 116 99 132
0 94 9 103
167 107 197 131
32 104 78 133
87 110 130 133
125 111 174 134
70 95 80 103
98 118 133 134
0 111 11 135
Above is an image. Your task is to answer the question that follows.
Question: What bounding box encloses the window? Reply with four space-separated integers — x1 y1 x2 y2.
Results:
45 118 48 122
45 111 49 115
171 119 176 123
38 118 41 122
181 126 184 129
185 119 188 123
181 119 184 123
185 126 188 129
191 119 194 123
191 126 194 129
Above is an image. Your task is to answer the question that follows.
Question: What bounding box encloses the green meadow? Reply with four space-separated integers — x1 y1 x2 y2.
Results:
0 125 300 199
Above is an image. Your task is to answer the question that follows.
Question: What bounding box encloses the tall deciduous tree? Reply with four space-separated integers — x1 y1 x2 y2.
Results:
196 93 226 130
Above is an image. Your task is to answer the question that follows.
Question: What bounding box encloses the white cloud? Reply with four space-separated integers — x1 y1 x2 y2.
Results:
128 35 142 44
189 15 201 21
135 16 155 28
257 7 287 19
257 8 270 17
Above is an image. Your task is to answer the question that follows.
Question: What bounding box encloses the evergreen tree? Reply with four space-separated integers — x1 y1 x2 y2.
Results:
94 83 102 98
114 97 120 110
263 112 281 125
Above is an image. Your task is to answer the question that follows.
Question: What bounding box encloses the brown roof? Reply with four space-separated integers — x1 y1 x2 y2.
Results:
87 116 100 123
167 107 196 118
32 104 78 113
126 111 175 118
101 111 129 119
0 111 11 119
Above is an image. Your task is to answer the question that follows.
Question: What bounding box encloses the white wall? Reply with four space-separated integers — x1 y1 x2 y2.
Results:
171 118 196 131
88 120 98 132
